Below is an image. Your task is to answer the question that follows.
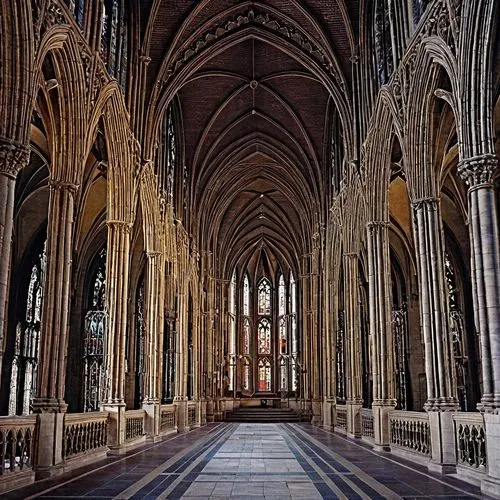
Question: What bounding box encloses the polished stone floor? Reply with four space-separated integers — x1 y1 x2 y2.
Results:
7 423 483 499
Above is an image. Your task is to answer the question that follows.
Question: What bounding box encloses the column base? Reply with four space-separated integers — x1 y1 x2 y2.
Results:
481 476 500 499
372 402 395 449
34 463 65 480
427 410 457 472
174 399 188 432
346 400 362 438
142 399 161 438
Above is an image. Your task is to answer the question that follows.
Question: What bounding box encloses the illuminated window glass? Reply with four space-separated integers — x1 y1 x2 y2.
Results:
258 279 271 315
258 318 271 354
258 358 271 392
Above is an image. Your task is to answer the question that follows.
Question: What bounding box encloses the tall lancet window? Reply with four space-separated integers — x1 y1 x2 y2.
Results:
256 278 272 392
241 274 251 390
258 278 271 315
290 272 298 391
134 277 145 408
228 271 237 392
9 241 46 415
101 1 129 89
157 105 177 205
64 0 85 27
278 274 288 392
83 248 107 412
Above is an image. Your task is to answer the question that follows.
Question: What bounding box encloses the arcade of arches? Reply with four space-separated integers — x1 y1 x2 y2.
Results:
0 0 499 497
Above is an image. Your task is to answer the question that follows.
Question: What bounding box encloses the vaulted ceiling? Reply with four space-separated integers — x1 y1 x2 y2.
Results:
138 1 361 277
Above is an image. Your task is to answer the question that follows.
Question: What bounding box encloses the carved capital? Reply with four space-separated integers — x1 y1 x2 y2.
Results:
106 220 132 234
367 221 390 234
31 397 68 414
411 197 439 212
0 139 30 179
48 179 79 195
458 154 498 187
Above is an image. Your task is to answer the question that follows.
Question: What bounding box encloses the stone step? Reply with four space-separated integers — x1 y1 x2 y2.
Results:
226 408 302 423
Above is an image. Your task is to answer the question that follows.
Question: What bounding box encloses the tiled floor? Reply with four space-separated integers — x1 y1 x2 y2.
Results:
6 423 483 499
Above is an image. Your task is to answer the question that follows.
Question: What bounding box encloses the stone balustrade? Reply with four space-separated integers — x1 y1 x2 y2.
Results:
361 408 374 440
188 404 196 427
160 405 176 432
336 405 347 431
63 412 108 459
125 410 145 441
0 416 36 475
453 412 487 474
389 411 431 457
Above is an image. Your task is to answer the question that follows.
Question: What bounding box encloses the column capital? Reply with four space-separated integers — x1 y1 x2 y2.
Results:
147 251 163 259
366 221 390 232
48 179 79 194
458 154 498 187
0 138 30 179
343 252 358 259
411 196 439 211
106 220 132 233
31 397 68 414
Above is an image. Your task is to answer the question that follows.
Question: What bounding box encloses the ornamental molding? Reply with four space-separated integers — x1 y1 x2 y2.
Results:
0 139 31 179
164 8 343 91
458 154 498 187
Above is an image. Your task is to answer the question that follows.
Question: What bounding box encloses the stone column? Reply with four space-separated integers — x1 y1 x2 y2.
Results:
458 155 500 495
367 222 396 450
174 289 188 432
412 197 458 473
102 220 131 450
343 253 362 438
0 140 30 386
142 251 163 440
32 179 78 477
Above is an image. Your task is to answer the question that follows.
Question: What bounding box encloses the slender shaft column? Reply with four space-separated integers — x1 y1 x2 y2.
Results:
300 271 311 407
367 222 396 449
412 198 457 410
174 288 189 431
142 251 163 438
102 221 131 449
0 140 30 386
412 197 458 473
32 179 77 477
343 253 362 437
459 155 500 411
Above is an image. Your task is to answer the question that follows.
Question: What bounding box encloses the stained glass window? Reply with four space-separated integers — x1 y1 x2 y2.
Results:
83 248 107 412
135 278 145 407
258 358 271 392
9 240 46 415
290 272 298 392
228 271 236 391
243 274 250 316
243 317 250 354
258 279 271 315
242 357 251 391
258 318 271 355
280 356 288 391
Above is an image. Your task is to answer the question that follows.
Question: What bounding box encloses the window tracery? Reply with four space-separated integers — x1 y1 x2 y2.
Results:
135 278 145 407
83 248 107 412
228 271 236 391
9 241 46 415
257 278 271 316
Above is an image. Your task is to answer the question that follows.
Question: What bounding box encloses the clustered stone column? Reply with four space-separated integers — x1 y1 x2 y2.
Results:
412 197 458 472
343 253 362 437
142 251 164 439
458 154 500 494
32 179 78 477
102 220 131 449
0 140 30 381
366 221 396 450
174 287 188 431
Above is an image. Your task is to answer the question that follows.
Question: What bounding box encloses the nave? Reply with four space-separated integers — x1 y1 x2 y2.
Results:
6 423 481 499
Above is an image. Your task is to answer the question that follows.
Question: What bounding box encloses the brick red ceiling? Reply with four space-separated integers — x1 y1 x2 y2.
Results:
140 0 360 276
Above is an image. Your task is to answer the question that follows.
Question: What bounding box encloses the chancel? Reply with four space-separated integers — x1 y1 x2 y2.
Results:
0 0 499 498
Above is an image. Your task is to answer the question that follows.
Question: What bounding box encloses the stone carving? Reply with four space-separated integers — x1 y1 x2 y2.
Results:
165 8 343 91
458 154 498 187
0 139 31 178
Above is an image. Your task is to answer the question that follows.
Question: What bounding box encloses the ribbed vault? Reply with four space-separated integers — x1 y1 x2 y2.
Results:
139 1 357 278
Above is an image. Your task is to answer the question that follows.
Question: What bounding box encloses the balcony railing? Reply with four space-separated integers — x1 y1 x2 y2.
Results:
389 411 430 457
63 412 108 459
160 405 176 432
0 416 36 476
336 405 347 431
187 404 196 427
125 410 145 441
361 409 374 440
453 413 487 472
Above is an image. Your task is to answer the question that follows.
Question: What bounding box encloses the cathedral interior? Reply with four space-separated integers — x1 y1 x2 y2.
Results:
0 0 499 498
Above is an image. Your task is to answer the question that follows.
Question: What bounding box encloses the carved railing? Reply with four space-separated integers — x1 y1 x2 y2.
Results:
160 405 176 432
0 416 36 476
361 409 374 439
187 404 196 427
336 405 347 431
389 411 430 457
453 413 487 472
125 410 145 441
63 412 108 459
